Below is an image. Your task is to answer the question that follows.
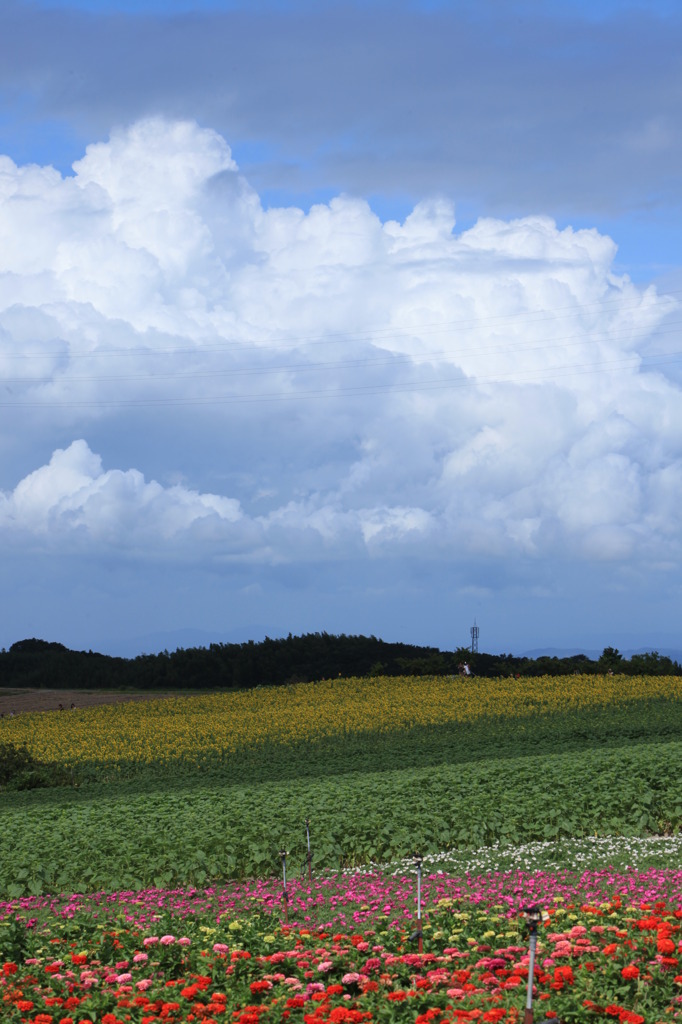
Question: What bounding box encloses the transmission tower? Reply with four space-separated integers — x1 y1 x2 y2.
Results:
470 620 479 654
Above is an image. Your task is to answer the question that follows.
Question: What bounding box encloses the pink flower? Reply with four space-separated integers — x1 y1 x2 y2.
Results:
143 937 159 947
318 961 333 972
178 937 191 946
133 953 148 964
136 979 153 991
213 942 229 954
117 972 133 983
342 972 361 984
160 934 175 945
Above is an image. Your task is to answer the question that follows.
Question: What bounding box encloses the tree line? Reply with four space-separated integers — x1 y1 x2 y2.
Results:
1 635 680 691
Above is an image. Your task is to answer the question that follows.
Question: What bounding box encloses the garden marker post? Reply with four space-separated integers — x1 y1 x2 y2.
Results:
304 818 313 884
279 849 288 924
412 853 423 954
522 905 541 1024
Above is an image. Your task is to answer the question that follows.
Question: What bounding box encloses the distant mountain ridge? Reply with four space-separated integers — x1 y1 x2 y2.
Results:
524 646 682 663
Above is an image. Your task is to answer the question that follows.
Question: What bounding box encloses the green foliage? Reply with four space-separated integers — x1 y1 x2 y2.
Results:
2 687 682 896
0 741 73 792
1 731 681 895
2 632 681 694
0 632 442 690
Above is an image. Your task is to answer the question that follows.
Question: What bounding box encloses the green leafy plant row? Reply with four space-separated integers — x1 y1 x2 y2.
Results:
2 739 681 896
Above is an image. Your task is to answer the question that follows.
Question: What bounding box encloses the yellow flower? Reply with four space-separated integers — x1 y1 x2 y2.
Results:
3 672 679 769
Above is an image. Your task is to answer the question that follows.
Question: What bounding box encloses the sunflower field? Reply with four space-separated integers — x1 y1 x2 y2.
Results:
2 672 682 1020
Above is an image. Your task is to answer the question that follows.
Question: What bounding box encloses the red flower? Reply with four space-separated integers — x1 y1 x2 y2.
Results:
621 965 639 980
329 1010 369 1023
249 980 272 995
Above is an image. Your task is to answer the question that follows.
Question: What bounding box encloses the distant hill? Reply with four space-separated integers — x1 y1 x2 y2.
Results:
523 647 603 660
1 634 680 691
524 646 682 663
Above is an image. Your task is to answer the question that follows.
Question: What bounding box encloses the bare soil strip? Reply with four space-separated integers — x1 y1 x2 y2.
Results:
0 688 179 716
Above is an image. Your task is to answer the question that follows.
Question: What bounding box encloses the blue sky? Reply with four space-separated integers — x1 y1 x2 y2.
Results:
0 0 681 657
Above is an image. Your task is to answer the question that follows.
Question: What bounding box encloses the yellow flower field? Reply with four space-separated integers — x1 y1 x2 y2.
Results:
0 673 679 768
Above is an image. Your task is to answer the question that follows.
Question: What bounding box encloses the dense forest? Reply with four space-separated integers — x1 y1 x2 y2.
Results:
1 634 680 691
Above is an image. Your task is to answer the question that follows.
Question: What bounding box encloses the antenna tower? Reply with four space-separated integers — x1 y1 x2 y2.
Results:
470 620 479 654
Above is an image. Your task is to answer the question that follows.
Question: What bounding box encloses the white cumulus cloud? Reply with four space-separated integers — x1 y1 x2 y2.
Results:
0 117 680 581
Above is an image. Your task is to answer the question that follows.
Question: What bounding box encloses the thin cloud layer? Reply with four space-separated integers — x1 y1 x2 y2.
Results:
1 2 680 222
1 117 681 583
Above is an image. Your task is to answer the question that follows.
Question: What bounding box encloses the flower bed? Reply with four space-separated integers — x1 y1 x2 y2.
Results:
2 868 682 1022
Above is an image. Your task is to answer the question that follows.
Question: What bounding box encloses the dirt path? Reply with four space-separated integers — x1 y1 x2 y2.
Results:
0 688 179 716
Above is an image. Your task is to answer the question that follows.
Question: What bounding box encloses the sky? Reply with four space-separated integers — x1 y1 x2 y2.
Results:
0 0 681 658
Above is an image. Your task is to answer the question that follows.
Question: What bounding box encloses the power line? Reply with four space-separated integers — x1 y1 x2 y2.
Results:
2 346 681 409
2 289 679 362
2 321 680 389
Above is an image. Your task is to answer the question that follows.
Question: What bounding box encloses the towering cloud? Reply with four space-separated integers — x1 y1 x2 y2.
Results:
0 118 679 581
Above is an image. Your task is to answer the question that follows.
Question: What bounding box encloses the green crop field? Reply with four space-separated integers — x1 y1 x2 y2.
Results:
1 675 681 896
